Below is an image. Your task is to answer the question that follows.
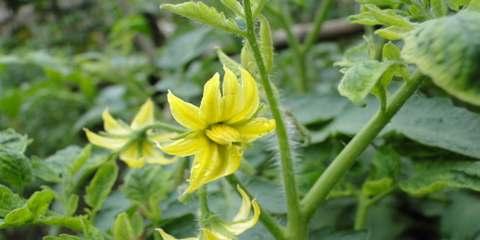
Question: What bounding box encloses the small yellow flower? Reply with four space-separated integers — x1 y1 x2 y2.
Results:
84 99 176 168
157 186 261 240
162 67 275 193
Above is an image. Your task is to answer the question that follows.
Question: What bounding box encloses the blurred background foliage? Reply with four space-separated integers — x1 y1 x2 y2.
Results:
1 0 480 239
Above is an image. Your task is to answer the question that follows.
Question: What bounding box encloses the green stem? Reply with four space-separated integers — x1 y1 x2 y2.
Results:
149 122 185 133
198 187 210 222
302 0 334 52
226 175 287 240
301 71 424 220
243 1 306 239
353 195 369 230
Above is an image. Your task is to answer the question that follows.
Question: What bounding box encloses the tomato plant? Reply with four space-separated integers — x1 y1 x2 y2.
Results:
1 0 480 239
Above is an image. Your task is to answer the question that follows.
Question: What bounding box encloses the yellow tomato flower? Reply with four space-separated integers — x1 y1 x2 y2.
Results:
162 67 275 193
84 99 176 168
157 186 261 240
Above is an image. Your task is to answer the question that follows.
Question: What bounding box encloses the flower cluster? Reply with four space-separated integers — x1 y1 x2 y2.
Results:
84 99 175 168
157 186 260 240
85 66 274 239
162 67 275 193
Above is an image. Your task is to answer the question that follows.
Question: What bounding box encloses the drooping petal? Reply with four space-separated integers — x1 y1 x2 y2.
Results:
185 142 216 194
167 91 206 130
233 186 252 222
226 199 261 235
205 124 241 145
236 118 275 143
201 228 229 240
131 99 155 129
84 129 128 150
149 132 177 144
102 110 130 135
200 73 223 124
227 69 259 124
142 141 177 165
201 145 242 185
119 143 145 168
156 228 198 240
161 135 207 157
222 67 241 121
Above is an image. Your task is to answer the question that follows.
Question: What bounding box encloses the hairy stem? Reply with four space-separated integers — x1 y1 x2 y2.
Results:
198 187 210 222
243 1 306 239
226 175 287 240
301 71 424 219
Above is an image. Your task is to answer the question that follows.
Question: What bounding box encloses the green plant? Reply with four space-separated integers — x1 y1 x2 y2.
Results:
1 0 480 239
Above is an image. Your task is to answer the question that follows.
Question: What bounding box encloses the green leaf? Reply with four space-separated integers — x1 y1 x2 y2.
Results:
0 184 24 217
371 146 400 180
382 42 401 61
401 10 480 106
2 188 55 227
69 145 92 175
0 129 30 153
468 0 480 11
26 188 55 219
43 235 81 240
241 42 258 76
161 2 243 35
43 234 81 240
259 16 274 73
374 26 410 40
441 192 480 239
431 0 448 17
217 49 242 77
129 211 144 238
38 215 85 231
400 159 480 195
85 161 118 212
112 213 136 240
220 0 244 16
0 149 32 190
122 165 170 203
313 96 480 159
337 60 393 104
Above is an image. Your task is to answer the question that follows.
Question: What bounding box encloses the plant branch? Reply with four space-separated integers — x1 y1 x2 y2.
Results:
226 175 286 240
302 0 335 52
301 71 424 220
198 187 210 222
243 1 306 239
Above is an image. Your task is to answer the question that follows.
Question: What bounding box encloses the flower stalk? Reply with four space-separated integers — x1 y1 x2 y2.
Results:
242 0 306 239
301 71 424 220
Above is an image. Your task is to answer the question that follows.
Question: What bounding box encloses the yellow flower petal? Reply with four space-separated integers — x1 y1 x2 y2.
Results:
202 145 242 185
157 229 178 240
233 186 252 222
200 73 223 124
142 141 177 165
222 67 241 121
102 110 130 135
201 229 226 240
149 132 177 144
84 129 128 150
227 69 259 124
156 228 198 240
237 118 275 142
185 142 216 193
131 99 155 129
205 124 241 145
161 135 207 157
168 91 206 130
119 143 145 168
226 199 260 235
